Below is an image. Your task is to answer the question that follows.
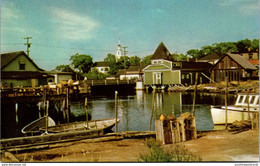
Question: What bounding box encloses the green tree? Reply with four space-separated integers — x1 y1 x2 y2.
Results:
55 65 74 72
236 39 252 53
142 55 153 66
118 56 130 69
104 53 117 63
104 53 119 75
172 53 188 61
129 56 141 66
86 68 107 80
251 39 259 51
70 53 93 73
186 49 202 59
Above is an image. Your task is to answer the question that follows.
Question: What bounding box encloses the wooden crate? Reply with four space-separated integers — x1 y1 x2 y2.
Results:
155 112 197 144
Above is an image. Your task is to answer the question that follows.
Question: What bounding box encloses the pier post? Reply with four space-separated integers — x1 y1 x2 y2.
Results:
115 91 118 133
192 72 198 116
247 92 251 120
149 91 155 131
38 102 42 118
15 103 18 124
85 97 89 127
225 77 228 129
66 87 70 123
62 99 66 122
45 100 49 133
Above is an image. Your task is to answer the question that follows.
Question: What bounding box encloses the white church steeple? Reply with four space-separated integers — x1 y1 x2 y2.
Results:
116 39 122 62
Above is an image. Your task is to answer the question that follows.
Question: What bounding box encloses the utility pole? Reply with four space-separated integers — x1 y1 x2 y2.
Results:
122 46 128 80
24 37 32 56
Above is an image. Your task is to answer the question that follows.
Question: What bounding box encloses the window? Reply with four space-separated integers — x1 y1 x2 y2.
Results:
105 68 108 71
250 96 255 104
19 61 25 70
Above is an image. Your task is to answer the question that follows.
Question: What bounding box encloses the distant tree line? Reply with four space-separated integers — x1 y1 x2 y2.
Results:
54 38 259 80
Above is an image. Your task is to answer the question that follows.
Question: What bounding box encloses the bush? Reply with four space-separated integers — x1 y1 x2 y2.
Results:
139 138 201 162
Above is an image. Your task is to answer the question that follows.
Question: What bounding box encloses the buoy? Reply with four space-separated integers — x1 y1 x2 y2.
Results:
160 114 165 121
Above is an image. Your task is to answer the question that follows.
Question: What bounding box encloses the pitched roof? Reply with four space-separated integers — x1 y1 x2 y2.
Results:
199 53 223 60
180 62 212 70
227 53 257 70
1 71 54 79
93 61 109 67
151 42 173 61
1 51 44 71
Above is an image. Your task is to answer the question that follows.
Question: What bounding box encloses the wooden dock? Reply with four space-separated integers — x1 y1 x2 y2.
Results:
0 131 155 153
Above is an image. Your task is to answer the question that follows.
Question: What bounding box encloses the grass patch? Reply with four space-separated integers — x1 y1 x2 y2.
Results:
139 138 201 162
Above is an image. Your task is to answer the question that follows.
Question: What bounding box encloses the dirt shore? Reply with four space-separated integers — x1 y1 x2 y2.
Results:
1 129 259 162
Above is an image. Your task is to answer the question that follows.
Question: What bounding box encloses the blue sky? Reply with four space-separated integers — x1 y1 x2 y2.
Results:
1 0 259 70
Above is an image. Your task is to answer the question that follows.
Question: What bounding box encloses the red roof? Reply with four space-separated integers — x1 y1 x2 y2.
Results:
248 60 259 65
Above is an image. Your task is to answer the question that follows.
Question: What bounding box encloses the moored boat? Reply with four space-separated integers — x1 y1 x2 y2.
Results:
21 116 56 135
210 93 259 125
40 118 119 134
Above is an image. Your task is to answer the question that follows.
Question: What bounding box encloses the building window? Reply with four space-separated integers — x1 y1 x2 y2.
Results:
105 68 108 71
19 61 25 70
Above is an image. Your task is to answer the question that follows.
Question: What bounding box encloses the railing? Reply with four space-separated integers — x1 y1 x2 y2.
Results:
85 79 136 86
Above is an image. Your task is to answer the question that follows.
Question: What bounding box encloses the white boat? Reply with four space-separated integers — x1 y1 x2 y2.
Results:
210 93 259 125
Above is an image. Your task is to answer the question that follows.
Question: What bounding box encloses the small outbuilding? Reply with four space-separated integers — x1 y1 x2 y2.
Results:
210 53 258 82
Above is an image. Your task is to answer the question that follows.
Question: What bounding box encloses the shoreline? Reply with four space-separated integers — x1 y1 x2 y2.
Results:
1 129 259 162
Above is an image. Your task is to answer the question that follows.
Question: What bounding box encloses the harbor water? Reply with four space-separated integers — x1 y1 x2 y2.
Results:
1 91 236 138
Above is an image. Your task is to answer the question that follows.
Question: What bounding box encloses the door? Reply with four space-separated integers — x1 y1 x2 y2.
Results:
153 72 162 84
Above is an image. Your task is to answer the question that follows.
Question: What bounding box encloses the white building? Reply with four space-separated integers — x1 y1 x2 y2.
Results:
92 61 110 74
116 41 122 62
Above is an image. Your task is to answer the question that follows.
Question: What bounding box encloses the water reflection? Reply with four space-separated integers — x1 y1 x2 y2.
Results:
1 91 236 138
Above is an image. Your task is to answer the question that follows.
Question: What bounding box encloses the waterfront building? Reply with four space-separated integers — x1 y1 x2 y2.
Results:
210 53 258 82
1 51 53 88
143 42 212 88
117 65 144 80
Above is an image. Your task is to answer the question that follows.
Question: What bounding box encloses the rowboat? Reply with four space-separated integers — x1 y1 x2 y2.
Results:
210 93 259 125
21 116 56 135
40 118 119 134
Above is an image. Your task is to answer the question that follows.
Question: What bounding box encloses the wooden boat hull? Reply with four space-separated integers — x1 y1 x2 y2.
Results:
41 118 119 134
210 106 258 125
21 116 56 135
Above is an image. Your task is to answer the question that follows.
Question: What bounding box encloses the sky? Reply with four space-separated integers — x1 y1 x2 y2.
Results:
1 0 259 70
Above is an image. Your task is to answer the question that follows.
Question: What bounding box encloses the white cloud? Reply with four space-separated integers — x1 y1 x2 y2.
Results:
50 7 100 40
1 2 41 39
219 0 259 15
1 2 21 21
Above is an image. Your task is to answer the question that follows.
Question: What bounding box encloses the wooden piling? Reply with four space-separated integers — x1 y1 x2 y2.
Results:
62 99 66 121
115 91 118 133
15 103 18 124
38 102 41 118
192 72 198 116
45 100 49 133
247 92 251 120
149 91 155 131
85 97 89 128
66 87 70 123
225 77 228 129
43 88 47 116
